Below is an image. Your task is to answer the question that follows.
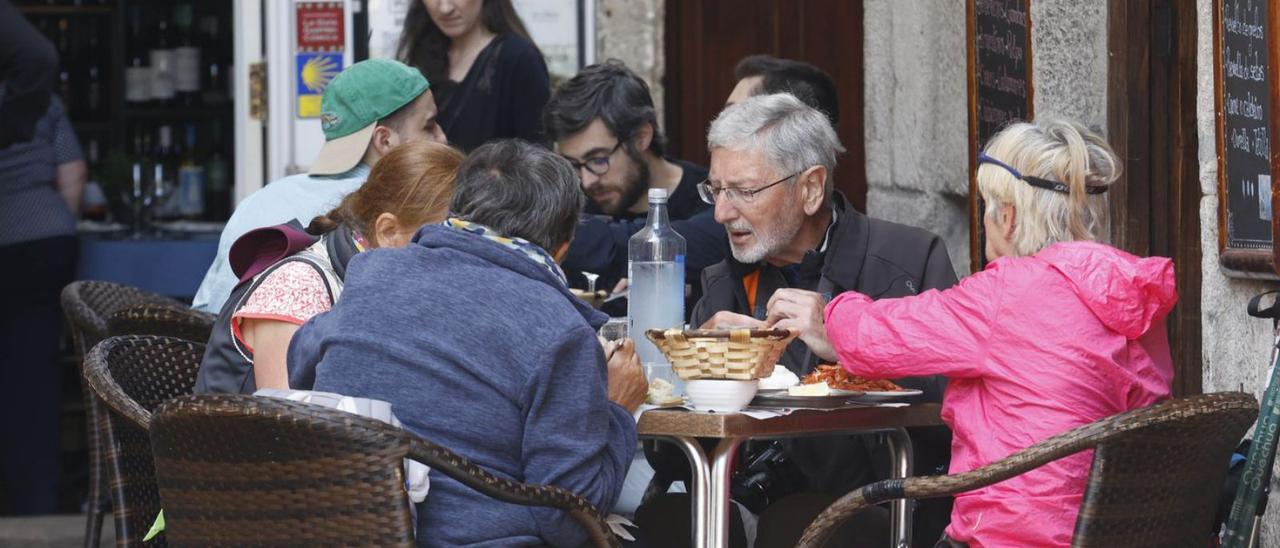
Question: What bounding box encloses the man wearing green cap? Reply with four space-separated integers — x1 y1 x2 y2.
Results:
192 58 446 312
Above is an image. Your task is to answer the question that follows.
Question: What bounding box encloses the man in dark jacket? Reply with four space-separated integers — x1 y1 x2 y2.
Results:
545 60 727 316
644 93 957 548
290 140 647 547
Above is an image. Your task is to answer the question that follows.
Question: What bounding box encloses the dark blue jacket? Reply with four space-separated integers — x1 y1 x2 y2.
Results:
289 224 636 547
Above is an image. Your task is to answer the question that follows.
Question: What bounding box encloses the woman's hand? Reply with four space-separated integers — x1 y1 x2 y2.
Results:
604 338 648 413
765 288 836 363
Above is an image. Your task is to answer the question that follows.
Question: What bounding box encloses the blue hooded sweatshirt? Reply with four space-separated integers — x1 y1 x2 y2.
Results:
288 224 637 547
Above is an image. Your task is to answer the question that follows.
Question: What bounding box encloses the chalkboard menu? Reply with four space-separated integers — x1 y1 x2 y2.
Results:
1215 0 1280 277
967 0 1033 272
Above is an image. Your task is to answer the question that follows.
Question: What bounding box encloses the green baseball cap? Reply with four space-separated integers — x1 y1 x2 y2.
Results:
310 58 430 175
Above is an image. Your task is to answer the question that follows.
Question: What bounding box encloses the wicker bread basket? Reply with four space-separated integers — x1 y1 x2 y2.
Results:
645 328 799 380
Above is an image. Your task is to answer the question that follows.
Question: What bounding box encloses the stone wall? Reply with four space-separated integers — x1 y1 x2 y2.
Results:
593 0 665 121
862 0 971 276
1030 0 1108 133
860 0 1107 278
1194 0 1280 539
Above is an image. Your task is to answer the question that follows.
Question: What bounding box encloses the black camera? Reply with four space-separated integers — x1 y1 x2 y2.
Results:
730 441 806 514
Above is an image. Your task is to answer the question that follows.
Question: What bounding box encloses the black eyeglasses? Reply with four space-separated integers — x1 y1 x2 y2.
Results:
562 141 624 177
977 152 1107 195
697 171 801 205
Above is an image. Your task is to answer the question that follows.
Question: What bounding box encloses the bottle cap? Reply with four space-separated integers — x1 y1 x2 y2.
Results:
648 188 669 203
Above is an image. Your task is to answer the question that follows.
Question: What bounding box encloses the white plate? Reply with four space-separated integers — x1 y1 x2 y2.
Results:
752 388 923 408
855 389 924 401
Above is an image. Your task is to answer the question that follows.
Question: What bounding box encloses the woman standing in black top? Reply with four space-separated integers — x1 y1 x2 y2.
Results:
399 0 551 151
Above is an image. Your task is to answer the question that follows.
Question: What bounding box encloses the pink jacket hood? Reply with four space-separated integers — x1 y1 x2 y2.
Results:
1034 242 1177 340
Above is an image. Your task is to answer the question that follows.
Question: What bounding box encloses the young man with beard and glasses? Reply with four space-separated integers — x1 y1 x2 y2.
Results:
635 93 958 548
544 60 727 318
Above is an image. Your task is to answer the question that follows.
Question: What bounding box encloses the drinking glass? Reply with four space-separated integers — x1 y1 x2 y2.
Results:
599 318 629 342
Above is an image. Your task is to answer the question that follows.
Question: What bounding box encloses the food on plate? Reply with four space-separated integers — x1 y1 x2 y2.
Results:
758 364 800 390
646 377 683 406
788 381 831 397
801 364 905 392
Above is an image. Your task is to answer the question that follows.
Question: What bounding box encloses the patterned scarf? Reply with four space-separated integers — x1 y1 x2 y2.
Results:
443 218 567 285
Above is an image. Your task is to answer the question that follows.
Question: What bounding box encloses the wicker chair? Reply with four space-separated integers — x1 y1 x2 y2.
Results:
147 394 620 548
106 304 215 344
797 392 1258 548
60 281 185 548
82 335 206 547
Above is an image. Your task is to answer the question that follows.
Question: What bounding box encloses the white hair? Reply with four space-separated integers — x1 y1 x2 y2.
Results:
707 93 846 196
979 118 1121 256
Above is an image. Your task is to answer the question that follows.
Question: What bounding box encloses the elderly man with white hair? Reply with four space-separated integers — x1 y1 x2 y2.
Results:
638 93 959 548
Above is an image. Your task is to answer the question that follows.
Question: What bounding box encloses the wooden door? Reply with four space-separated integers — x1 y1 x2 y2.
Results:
1108 0 1202 396
664 0 867 211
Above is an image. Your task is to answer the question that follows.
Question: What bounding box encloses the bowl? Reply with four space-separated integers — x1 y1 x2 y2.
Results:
683 379 759 413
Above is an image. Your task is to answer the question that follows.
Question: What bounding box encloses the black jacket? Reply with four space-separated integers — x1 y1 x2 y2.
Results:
691 191 958 382
687 192 958 515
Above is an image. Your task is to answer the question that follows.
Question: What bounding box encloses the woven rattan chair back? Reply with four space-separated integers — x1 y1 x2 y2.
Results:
61 281 183 548
149 395 417 546
1070 394 1257 546
796 392 1258 548
149 394 621 547
106 304 215 344
83 335 206 547
62 282 182 354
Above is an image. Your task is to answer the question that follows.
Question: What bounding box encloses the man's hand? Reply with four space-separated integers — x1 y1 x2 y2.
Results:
764 288 836 362
699 310 765 330
605 338 648 413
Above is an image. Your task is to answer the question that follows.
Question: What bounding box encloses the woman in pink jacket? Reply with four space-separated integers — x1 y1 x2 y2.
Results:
821 119 1176 547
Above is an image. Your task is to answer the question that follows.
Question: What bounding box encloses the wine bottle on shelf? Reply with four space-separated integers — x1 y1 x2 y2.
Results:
82 140 109 222
177 124 206 219
199 16 230 106
149 18 177 105
151 126 179 220
56 18 74 115
173 2 201 107
128 132 153 233
125 7 151 104
83 24 104 116
205 120 231 220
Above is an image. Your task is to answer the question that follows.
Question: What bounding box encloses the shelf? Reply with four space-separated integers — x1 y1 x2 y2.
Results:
17 5 113 16
72 121 112 132
122 104 233 120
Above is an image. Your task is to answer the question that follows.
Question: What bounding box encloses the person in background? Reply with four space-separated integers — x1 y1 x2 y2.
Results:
398 0 550 151
195 140 463 395
192 58 446 312
823 118 1172 547
290 139 645 546
0 97 85 513
0 0 57 149
726 54 840 126
545 60 727 316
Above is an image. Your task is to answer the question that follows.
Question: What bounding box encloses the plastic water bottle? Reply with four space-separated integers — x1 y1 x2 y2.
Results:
629 188 687 393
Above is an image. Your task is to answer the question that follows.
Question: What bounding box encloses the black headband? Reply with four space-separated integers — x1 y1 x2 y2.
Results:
977 152 1108 195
